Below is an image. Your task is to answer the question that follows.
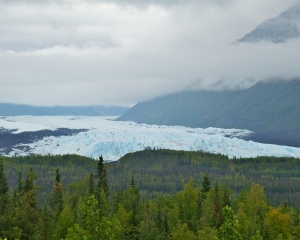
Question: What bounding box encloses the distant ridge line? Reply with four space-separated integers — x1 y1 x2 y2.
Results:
0 103 129 116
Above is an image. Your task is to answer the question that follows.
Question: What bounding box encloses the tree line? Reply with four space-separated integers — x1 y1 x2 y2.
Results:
2 150 300 206
1 156 300 239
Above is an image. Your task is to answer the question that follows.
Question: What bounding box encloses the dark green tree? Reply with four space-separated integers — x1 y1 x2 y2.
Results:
223 188 231 208
0 158 8 196
128 173 140 240
201 174 211 199
89 173 94 196
196 192 202 220
0 158 10 238
213 181 223 228
39 206 54 240
155 203 163 232
96 155 104 192
103 165 109 198
17 172 23 193
15 169 40 240
96 155 109 218
52 168 64 221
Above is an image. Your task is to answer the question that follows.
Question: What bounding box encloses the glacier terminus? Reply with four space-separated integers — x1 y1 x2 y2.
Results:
1 116 300 161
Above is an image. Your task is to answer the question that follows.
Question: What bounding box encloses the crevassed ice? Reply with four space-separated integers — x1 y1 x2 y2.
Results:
1 116 300 161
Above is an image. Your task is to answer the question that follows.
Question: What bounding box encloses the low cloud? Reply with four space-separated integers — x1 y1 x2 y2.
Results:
0 0 299 106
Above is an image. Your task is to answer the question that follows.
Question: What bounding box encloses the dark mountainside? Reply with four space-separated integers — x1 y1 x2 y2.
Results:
0 104 129 116
117 79 300 147
237 3 300 43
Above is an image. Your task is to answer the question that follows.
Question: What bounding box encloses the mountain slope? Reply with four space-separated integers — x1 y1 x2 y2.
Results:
0 104 129 116
237 4 300 43
117 79 300 147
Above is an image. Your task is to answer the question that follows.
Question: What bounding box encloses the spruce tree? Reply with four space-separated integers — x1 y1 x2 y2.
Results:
213 181 223 228
0 158 8 196
24 168 36 193
52 168 64 220
96 155 109 199
16 169 39 239
103 165 109 198
97 155 104 191
196 191 202 221
89 173 94 196
164 215 169 236
17 172 23 193
40 206 54 240
223 188 231 208
129 173 140 240
96 155 110 217
0 158 9 235
112 186 123 214
201 174 211 199
155 203 163 232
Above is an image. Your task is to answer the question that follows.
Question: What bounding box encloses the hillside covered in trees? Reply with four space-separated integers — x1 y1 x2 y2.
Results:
2 150 300 206
1 153 300 239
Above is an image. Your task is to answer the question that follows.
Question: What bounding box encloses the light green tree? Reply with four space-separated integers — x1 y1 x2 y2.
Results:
219 206 242 240
66 195 121 240
52 205 74 240
170 222 196 240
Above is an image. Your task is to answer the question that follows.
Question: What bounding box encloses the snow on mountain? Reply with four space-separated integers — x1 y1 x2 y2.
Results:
1 116 300 161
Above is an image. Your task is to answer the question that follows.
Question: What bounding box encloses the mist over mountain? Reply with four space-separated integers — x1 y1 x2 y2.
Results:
237 3 300 43
0 104 129 116
117 79 300 147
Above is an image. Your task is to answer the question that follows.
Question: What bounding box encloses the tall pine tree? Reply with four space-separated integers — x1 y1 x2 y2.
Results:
52 168 64 221
96 155 109 218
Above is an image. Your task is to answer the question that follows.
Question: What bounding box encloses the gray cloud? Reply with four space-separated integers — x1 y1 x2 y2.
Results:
0 0 234 6
236 2 300 43
0 0 299 106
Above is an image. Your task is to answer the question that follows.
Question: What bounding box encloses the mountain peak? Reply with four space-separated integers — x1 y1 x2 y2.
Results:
237 4 300 43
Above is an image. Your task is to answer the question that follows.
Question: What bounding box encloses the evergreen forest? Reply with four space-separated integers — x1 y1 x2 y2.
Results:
1 150 300 239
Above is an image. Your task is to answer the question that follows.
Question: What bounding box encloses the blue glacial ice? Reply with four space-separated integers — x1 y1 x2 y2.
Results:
1 116 300 161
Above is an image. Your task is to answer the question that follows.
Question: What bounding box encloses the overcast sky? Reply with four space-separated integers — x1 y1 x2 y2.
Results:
0 0 299 106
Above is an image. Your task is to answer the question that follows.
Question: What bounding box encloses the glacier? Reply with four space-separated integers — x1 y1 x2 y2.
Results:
1 116 300 161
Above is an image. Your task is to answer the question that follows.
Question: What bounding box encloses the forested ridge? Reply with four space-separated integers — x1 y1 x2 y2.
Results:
1 153 300 239
2 150 300 206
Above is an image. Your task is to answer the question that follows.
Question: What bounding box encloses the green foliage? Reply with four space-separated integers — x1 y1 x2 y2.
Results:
201 174 211 198
88 173 94 196
1 154 97 205
107 149 300 206
197 227 218 240
3 151 300 206
52 205 74 240
170 222 196 240
0 159 8 196
219 206 242 240
51 168 64 220
2 151 300 239
65 224 89 240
